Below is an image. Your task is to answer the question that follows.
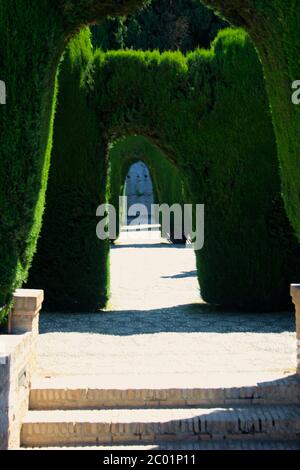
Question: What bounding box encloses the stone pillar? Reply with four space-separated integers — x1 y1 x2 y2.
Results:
0 290 44 449
8 289 44 375
9 289 43 334
290 284 300 375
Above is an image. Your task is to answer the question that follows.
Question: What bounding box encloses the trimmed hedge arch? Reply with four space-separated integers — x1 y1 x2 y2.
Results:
202 0 300 237
109 136 186 240
28 28 300 312
0 1 299 320
0 0 145 320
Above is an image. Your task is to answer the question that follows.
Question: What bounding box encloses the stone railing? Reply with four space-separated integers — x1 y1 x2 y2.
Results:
290 285 300 375
0 290 43 450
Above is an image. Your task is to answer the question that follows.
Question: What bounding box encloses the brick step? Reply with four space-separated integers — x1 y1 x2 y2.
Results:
23 440 300 450
21 406 300 448
29 378 300 410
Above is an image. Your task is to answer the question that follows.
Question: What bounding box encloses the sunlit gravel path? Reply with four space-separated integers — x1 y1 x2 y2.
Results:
37 232 296 383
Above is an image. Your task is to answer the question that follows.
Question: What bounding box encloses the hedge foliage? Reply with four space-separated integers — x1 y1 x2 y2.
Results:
1 1 300 320
29 27 300 312
0 1 63 322
202 0 300 239
27 29 111 312
0 0 144 322
28 29 186 311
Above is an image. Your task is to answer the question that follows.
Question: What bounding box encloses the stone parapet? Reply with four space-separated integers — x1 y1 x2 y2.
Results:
9 289 43 335
0 289 43 450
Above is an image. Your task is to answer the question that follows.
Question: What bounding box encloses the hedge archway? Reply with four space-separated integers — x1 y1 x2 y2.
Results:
28 28 300 312
0 0 145 320
202 0 300 237
109 136 186 241
1 1 299 320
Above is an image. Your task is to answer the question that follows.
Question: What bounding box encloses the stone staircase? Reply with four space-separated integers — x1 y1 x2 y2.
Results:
20 377 300 449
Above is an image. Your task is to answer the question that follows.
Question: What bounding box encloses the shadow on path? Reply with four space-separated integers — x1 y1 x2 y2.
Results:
162 270 198 279
40 304 295 337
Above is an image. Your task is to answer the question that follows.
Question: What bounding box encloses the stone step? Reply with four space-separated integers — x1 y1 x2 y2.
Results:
29 377 300 410
21 406 300 448
22 440 300 450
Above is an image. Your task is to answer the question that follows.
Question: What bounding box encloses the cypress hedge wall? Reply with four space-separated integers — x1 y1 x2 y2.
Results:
0 0 145 322
1 1 300 320
29 28 300 312
202 0 300 240
27 29 111 312
92 28 300 310
0 0 63 322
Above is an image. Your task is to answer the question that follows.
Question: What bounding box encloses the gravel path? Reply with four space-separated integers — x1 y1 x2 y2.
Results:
38 233 296 381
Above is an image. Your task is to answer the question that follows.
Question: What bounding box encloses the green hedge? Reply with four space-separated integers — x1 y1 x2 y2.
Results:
0 1 63 322
202 0 300 239
27 29 111 312
1 1 300 320
29 27 300 312
0 0 145 322
92 28 300 310
92 0 227 52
